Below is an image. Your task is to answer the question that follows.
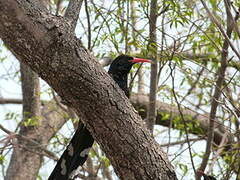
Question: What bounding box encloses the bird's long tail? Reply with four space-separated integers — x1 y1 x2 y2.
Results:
48 124 94 180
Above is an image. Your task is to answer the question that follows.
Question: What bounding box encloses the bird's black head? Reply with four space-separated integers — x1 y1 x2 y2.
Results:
108 54 151 97
108 54 151 74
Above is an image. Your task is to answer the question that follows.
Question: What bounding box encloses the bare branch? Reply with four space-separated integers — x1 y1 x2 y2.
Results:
147 0 158 134
161 137 204 147
0 98 22 104
84 0 91 50
64 0 84 30
0 1 177 179
200 0 240 60
0 124 58 161
196 1 236 179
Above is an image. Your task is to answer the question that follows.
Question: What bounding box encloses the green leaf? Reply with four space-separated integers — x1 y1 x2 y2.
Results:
0 155 5 164
179 163 188 176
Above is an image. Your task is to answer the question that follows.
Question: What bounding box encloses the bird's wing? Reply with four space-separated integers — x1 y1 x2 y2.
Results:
48 124 94 180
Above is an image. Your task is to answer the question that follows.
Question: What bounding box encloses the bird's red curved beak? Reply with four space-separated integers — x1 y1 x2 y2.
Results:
130 57 151 63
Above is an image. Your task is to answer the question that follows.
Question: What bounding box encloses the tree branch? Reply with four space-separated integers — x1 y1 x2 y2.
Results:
147 0 158 134
0 98 22 104
0 124 58 161
1 93 237 172
200 0 240 60
197 1 235 179
0 1 176 179
64 0 84 30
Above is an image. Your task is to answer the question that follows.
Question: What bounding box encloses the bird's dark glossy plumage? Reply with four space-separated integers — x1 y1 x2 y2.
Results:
48 55 150 180
108 55 135 97
203 174 217 180
108 55 151 97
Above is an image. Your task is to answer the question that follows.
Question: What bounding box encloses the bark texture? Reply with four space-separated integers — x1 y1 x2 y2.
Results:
0 0 177 179
6 64 41 180
5 63 66 180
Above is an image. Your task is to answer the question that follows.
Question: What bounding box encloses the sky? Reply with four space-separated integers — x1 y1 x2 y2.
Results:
0 40 208 180
0 0 237 179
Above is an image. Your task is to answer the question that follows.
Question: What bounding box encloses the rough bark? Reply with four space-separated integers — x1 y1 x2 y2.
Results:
1 93 235 158
5 62 67 180
1 93 237 177
3 97 68 179
0 0 177 179
5 63 41 180
2 67 67 179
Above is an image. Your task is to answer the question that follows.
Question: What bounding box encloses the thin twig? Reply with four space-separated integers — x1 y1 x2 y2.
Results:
84 0 91 50
169 62 197 175
207 132 228 174
196 1 235 179
0 124 58 161
200 0 240 60
161 137 204 147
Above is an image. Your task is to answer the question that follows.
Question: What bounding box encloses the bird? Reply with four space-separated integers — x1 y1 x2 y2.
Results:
203 174 217 180
108 55 151 97
48 55 151 180
197 170 217 180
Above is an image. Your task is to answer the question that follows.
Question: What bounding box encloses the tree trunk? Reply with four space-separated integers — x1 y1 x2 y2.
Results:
0 1 177 179
147 0 158 134
5 63 67 180
6 64 41 180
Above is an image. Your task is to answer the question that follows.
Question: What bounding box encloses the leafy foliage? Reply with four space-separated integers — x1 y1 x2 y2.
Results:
0 0 240 179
